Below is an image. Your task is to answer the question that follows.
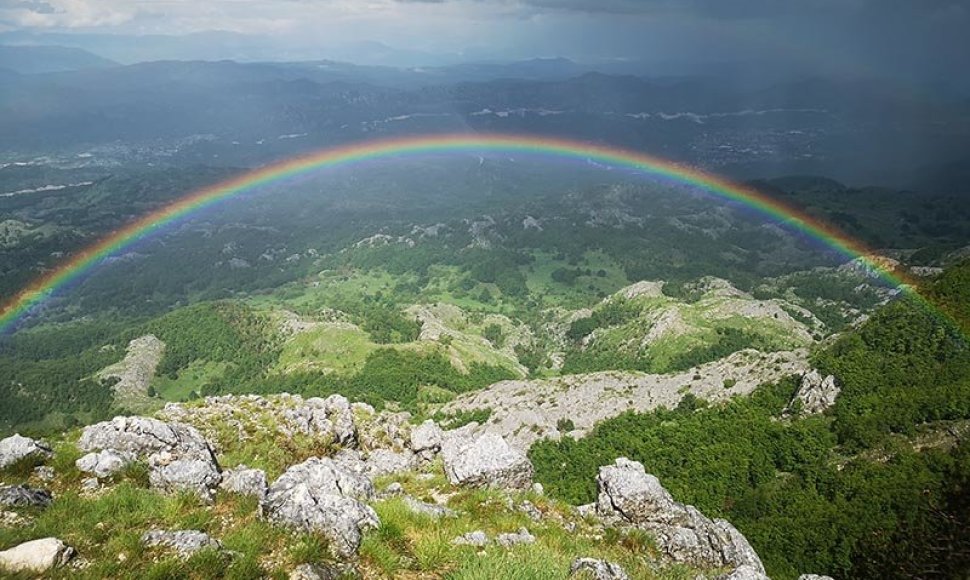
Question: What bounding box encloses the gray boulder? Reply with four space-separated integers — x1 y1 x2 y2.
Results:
0 538 74 574
596 458 764 573
141 529 222 558
798 575 835 580
32 466 55 482
78 416 211 457
496 527 535 547
409 420 443 460
220 465 268 500
0 434 52 469
0 485 52 508
78 416 221 498
261 457 378 559
403 496 457 519
76 449 133 478
289 563 341 580
717 565 771 580
570 558 630 580
441 432 533 490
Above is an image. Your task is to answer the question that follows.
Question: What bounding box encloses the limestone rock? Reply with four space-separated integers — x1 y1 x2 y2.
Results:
78 416 221 498
32 466 55 482
787 370 840 415
570 558 630 580
76 449 134 478
403 496 456 519
364 448 416 478
0 538 74 574
261 457 378 559
289 563 340 580
219 465 268 500
595 458 764 573
798 575 834 580
284 395 357 447
141 529 222 558
452 530 489 547
409 420 443 460
717 565 771 580
0 485 52 508
441 432 533 490
0 434 52 469
496 527 535 547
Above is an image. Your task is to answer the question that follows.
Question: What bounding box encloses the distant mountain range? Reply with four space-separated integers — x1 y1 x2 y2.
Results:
0 45 117 74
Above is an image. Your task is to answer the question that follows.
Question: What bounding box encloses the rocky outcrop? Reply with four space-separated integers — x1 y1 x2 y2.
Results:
78 416 220 499
97 335 165 407
289 563 341 580
442 349 809 450
570 558 630 580
0 538 74 574
76 449 133 478
595 458 764 573
363 449 416 478
0 485 52 508
786 370 840 415
451 530 489 547
261 457 378 559
282 395 357 447
141 529 223 558
219 465 268 500
798 575 834 580
441 432 534 490
496 527 535 547
0 434 52 469
410 420 443 461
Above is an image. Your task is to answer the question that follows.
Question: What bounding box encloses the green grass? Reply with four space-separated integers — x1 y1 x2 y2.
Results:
152 360 230 402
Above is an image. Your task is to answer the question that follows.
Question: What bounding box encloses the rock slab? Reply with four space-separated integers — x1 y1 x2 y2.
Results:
441 432 533 490
0 538 74 574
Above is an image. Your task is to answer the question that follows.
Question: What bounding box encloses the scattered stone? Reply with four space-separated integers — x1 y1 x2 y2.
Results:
262 457 378 559
786 370 840 415
219 465 268 500
76 449 133 478
0 485 52 508
141 529 222 558
496 527 535 547
0 511 26 527
451 530 489 547
359 411 412 452
0 434 52 469
798 575 834 580
289 563 340 580
575 503 597 518
383 482 404 496
409 420 443 460
284 395 358 447
570 557 630 580
32 466 55 482
81 478 100 492
518 500 542 521
403 496 456 519
531 482 544 495
0 538 74 574
595 458 764 573
441 432 533 490
717 565 771 580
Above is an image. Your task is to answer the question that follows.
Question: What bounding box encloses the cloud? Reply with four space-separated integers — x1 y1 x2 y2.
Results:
0 0 135 28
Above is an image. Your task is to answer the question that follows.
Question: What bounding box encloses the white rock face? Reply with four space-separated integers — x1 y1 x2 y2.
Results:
595 458 764 573
97 334 165 403
0 434 52 469
787 370 841 415
363 449 415 478
496 527 535 547
261 457 378 559
0 538 74 574
441 432 534 490
798 575 835 580
717 565 771 580
76 449 133 478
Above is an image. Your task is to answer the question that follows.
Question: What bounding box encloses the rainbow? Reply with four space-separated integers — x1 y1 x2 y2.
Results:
0 133 915 333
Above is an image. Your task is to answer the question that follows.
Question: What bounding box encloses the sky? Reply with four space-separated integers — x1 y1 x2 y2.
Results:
0 0 968 82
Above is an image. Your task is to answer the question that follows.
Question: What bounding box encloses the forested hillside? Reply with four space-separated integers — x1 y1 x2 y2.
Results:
530 260 970 579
